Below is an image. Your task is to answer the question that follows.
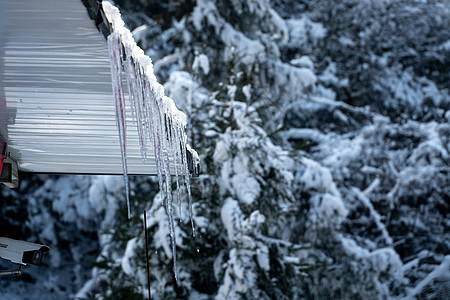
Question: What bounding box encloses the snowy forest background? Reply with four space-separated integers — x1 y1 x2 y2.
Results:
1 0 449 299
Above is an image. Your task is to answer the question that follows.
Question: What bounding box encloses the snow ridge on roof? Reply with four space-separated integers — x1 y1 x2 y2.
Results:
102 2 187 128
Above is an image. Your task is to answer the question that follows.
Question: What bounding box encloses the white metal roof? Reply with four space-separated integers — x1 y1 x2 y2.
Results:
0 0 160 174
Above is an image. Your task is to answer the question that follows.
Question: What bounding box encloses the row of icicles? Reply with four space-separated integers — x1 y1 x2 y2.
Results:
107 30 195 281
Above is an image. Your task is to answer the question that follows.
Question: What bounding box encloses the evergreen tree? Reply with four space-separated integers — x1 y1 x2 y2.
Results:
1 0 448 299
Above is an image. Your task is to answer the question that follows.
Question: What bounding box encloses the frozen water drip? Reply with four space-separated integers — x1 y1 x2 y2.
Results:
105 1 198 280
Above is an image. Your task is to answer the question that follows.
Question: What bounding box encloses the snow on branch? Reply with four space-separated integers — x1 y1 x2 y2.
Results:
404 255 450 299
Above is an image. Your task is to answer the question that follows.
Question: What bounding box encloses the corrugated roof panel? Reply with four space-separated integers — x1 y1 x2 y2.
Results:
0 0 159 174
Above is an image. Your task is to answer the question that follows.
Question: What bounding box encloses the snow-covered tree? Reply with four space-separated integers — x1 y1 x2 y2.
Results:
1 0 449 299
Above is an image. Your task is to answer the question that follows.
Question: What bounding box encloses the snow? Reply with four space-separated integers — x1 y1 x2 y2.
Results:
256 245 270 271
339 36 355 47
369 248 402 275
121 237 137 275
282 128 326 144
213 139 231 164
286 17 326 47
88 176 121 227
221 23 265 66
192 0 266 68
317 193 348 224
152 204 173 259
352 187 392 245
242 84 251 100
298 158 339 196
227 85 237 100
192 53 210 75
342 238 401 277
318 62 340 85
132 24 148 41
192 0 218 32
163 71 197 114
290 55 314 69
439 39 450 51
221 197 242 241
405 255 450 299
271 62 317 95
231 173 261 205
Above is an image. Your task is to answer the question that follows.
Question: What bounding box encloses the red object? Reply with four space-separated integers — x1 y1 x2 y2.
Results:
0 136 6 174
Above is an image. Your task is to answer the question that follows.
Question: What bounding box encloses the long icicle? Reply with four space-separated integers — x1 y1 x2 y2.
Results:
168 116 183 220
143 209 152 300
108 32 131 219
179 127 195 237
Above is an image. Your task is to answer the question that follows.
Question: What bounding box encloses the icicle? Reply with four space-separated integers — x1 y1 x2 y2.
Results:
108 32 131 219
140 73 153 162
148 89 165 201
169 117 183 220
124 54 137 125
103 1 200 281
163 150 178 280
123 52 148 162
180 129 196 237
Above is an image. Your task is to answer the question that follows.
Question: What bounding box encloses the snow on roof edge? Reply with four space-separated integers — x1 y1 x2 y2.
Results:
102 1 188 128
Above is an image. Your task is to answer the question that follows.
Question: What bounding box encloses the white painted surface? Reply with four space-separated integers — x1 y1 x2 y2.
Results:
0 0 159 174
